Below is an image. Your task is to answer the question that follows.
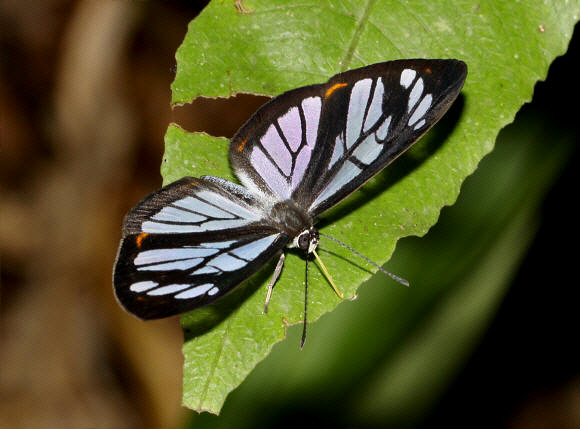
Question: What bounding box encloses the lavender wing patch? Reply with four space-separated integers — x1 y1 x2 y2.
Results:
289 96 321 192
250 145 291 199
278 107 302 152
260 124 292 176
291 145 312 191
247 96 322 199
302 97 321 148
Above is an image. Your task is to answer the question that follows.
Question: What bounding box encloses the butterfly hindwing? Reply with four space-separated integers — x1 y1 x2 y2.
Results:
113 177 289 319
229 84 325 203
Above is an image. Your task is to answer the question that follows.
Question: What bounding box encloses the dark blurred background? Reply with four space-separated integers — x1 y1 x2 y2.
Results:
1 1 578 428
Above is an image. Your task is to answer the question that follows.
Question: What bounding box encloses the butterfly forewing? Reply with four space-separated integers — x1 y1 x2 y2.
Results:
301 59 467 216
114 177 289 319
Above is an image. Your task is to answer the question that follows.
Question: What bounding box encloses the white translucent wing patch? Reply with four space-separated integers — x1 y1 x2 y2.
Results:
129 280 158 292
128 234 280 300
404 70 432 130
310 68 434 212
249 96 322 199
364 78 384 132
346 78 372 148
134 247 218 271
312 160 361 206
174 284 217 299
328 134 344 169
203 235 280 272
409 94 432 130
376 115 392 141
141 189 261 233
400 69 416 89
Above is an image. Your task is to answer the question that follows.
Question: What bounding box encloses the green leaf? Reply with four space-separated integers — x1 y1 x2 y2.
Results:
351 120 574 424
165 0 579 414
185 107 574 428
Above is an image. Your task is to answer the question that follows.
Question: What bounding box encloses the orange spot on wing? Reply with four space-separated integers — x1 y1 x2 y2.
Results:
425 67 432 74
136 233 148 248
325 82 348 98
237 138 248 152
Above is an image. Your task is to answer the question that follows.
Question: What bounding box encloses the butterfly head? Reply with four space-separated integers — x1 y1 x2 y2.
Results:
294 226 319 254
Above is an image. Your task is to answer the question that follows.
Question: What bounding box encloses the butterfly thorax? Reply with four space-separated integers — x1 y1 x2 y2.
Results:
269 200 318 253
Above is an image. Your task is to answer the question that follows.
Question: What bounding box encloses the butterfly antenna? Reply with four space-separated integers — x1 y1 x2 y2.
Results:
319 232 409 287
301 254 308 348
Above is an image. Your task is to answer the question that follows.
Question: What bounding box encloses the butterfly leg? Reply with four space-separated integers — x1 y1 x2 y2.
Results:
264 252 285 313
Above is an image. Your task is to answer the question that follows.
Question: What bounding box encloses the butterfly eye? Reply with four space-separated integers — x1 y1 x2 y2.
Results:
297 230 310 250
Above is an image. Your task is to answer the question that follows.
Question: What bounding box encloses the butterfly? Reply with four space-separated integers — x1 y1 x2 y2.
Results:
113 59 467 345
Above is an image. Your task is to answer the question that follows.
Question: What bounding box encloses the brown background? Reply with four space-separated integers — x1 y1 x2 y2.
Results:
1 2 579 428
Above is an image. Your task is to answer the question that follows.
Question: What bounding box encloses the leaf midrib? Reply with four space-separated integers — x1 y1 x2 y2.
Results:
340 0 377 70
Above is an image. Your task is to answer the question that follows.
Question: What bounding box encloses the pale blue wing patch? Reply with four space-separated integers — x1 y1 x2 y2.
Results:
408 77 424 111
302 96 321 148
409 94 432 129
206 253 247 272
376 115 392 141
141 188 260 234
312 161 361 207
402 70 433 131
147 284 191 296
191 266 220 275
400 69 416 89
346 78 372 148
137 258 204 271
151 206 207 223
204 234 280 272
195 191 259 220
135 247 218 265
134 247 217 272
363 77 384 132
250 146 290 199
328 134 344 169
173 197 234 219
229 235 280 260
129 280 158 292
352 134 383 165
174 283 215 299
200 239 237 249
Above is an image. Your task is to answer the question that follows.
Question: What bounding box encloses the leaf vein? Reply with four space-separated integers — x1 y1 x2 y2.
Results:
340 0 377 70
198 315 233 410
